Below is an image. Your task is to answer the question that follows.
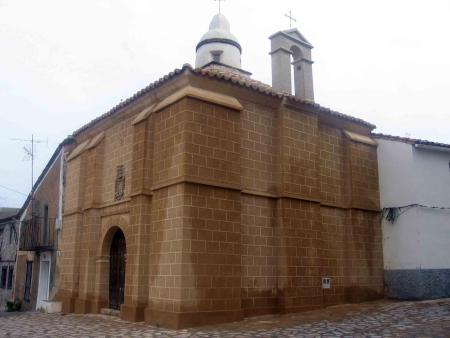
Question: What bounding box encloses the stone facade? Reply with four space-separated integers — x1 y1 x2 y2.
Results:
55 65 383 328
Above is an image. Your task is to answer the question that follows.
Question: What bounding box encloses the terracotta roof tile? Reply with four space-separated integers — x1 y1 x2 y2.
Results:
372 133 450 149
195 64 375 128
72 67 185 136
72 63 375 137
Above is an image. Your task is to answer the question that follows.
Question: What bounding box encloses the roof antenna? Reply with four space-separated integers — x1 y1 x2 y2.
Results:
11 134 47 216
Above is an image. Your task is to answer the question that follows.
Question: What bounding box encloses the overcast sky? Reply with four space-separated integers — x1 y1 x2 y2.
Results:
1 0 450 208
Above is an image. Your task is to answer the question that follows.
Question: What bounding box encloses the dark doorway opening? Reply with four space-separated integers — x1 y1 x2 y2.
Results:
109 230 126 310
24 261 33 302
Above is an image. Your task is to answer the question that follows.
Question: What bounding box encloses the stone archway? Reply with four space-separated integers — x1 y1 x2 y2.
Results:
109 229 126 310
94 219 129 313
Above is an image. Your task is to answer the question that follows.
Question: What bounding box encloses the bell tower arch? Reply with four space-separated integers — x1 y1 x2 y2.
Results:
269 28 314 101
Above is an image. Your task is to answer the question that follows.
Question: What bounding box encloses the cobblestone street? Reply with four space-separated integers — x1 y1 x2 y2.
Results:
1 299 450 337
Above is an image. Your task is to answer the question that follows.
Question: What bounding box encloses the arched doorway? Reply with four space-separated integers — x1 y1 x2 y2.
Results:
109 229 126 310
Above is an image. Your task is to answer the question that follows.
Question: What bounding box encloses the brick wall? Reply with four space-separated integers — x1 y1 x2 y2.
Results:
152 103 186 186
182 100 240 188
148 184 184 315
241 194 277 316
279 107 319 199
319 125 348 206
181 184 241 313
276 198 323 312
240 101 278 193
101 117 134 204
349 142 380 210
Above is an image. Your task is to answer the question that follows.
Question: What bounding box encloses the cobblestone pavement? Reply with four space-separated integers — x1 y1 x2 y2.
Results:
1 299 450 337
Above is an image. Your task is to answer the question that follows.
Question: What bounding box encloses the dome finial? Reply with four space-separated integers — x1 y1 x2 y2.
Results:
195 12 242 69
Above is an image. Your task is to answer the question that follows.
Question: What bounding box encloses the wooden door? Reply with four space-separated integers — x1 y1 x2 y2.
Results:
109 230 126 310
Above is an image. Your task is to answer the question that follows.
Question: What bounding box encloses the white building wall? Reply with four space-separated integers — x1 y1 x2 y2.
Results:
382 208 421 270
195 42 241 69
377 138 450 299
413 147 450 206
378 139 420 270
377 139 416 208
413 148 450 270
416 207 450 269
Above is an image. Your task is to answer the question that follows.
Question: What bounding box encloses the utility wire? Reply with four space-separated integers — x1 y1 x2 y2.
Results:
0 184 28 196
383 203 450 223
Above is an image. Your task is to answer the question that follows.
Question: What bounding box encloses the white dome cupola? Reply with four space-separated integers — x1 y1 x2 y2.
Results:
195 13 242 69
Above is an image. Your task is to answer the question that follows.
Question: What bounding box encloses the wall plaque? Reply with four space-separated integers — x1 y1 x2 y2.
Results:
115 165 125 201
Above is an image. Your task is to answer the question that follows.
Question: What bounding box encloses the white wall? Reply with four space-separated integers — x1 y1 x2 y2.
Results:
382 207 421 269
377 139 416 207
416 207 450 269
413 147 450 269
195 42 241 69
413 147 450 206
377 139 450 270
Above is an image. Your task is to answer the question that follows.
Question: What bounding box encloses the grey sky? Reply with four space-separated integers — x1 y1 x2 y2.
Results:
1 0 449 208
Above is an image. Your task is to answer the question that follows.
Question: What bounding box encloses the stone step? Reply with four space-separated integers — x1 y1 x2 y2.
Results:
100 308 120 317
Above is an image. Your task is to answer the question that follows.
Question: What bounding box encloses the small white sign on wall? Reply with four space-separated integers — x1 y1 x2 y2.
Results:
322 277 331 289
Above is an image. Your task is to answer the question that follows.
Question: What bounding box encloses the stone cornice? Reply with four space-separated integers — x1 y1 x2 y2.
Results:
153 85 243 113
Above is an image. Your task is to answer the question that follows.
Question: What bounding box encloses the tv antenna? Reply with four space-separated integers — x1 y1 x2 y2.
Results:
11 134 48 215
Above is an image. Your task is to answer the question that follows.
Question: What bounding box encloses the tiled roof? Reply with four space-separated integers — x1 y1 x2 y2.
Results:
72 63 375 137
372 133 450 149
72 67 186 136
194 64 375 128
18 64 378 216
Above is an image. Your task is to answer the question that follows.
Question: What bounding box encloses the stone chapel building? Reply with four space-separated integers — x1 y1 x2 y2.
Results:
54 13 383 328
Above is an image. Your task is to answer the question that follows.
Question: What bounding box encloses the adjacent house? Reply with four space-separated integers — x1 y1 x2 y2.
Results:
14 138 72 311
374 134 450 299
0 208 19 309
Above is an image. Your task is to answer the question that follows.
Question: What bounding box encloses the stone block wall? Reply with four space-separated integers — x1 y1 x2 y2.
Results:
100 118 134 204
148 183 242 327
241 195 277 316
349 142 380 210
319 125 348 206
279 107 319 200
240 101 278 194
55 75 382 328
